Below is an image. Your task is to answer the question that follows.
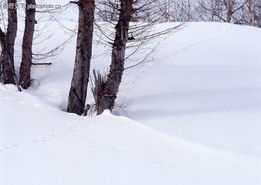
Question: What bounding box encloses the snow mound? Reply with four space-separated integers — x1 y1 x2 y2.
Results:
1 22 261 185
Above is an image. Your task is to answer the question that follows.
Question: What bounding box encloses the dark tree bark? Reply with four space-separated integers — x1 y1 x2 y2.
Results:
0 28 10 79
0 28 21 91
96 0 134 115
67 0 95 115
0 0 18 84
0 42 13 85
19 0 36 89
6 0 18 70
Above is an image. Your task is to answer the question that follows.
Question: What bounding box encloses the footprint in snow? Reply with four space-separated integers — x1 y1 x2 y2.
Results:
33 137 48 142
12 144 19 148
47 107 57 111
4 97 13 101
33 103 41 107
18 101 27 105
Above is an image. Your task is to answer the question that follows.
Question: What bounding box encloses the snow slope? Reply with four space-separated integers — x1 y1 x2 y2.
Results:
0 86 260 185
1 22 261 185
123 23 261 158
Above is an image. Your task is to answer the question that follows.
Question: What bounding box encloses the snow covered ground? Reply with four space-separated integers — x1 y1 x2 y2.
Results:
1 22 261 185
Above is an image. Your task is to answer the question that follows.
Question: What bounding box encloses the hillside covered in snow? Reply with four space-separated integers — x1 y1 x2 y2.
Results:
1 22 261 185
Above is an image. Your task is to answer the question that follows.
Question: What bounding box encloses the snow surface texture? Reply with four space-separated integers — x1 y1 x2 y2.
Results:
1 22 261 185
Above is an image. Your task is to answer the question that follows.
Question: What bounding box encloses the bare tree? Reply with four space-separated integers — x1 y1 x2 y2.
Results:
92 0 184 115
97 0 163 22
247 0 255 25
255 0 261 27
198 0 247 23
169 0 194 21
225 0 234 22
0 0 18 85
96 0 120 21
95 0 134 115
67 0 95 115
19 0 36 89
165 0 171 21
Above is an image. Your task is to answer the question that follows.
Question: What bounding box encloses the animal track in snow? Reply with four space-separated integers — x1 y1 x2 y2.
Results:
3 97 13 101
0 123 83 153
17 101 27 105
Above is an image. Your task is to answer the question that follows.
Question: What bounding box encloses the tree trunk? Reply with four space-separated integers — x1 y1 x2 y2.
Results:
226 0 233 23
247 0 255 26
0 29 9 80
19 0 36 89
96 0 134 115
1 0 18 84
165 0 171 22
67 0 95 115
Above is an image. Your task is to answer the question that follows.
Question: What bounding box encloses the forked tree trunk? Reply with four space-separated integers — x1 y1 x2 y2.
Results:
96 0 134 115
67 0 95 115
1 0 18 84
19 0 36 89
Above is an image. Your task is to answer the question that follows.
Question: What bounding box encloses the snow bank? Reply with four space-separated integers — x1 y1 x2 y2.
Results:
1 22 261 185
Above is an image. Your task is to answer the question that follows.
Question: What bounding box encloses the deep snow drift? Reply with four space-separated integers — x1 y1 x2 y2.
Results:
0 22 261 185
